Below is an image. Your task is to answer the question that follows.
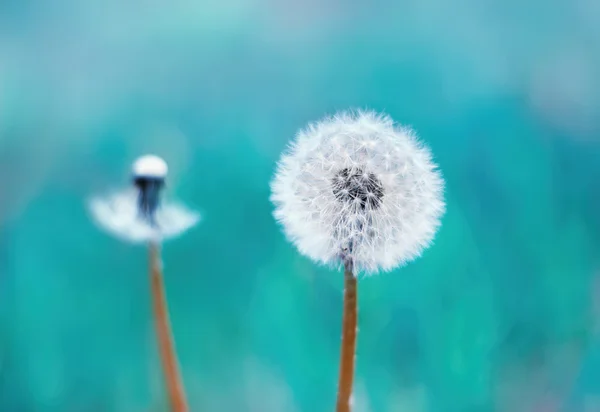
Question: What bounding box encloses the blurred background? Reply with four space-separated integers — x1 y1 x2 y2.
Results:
1 0 600 410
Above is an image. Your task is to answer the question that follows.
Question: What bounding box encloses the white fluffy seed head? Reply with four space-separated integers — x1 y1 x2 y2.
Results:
132 155 168 179
270 110 445 274
88 189 200 243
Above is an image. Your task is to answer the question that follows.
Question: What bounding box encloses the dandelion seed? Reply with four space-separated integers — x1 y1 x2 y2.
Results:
88 154 196 412
89 154 199 243
270 110 445 412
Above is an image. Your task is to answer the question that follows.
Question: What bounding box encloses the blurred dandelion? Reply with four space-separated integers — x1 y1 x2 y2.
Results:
271 110 445 412
88 155 198 412
88 155 199 243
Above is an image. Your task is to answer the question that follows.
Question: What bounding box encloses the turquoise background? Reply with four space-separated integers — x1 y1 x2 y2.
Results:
1 1 600 411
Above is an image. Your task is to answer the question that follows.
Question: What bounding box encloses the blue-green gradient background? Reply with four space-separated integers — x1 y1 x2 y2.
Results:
1 1 600 411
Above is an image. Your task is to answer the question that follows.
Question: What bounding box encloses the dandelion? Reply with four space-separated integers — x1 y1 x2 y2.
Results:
89 156 199 244
89 154 199 412
270 110 445 412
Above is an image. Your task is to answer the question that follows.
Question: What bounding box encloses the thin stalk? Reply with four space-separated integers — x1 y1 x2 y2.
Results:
149 242 188 412
336 256 357 412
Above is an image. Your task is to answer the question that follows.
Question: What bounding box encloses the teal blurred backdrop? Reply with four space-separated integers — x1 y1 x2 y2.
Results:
1 1 600 411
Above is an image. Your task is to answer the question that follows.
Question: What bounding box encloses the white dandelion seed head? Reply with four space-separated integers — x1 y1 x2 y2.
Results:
132 154 168 179
88 189 200 243
270 110 445 274
88 155 199 243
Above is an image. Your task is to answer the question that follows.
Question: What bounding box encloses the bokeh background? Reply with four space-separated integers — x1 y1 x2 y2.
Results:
1 0 600 411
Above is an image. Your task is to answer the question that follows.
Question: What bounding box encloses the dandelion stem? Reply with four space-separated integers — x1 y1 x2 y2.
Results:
149 242 189 412
336 256 357 412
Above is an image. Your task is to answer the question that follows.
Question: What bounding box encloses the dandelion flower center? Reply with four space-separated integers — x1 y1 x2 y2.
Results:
332 168 384 210
133 176 164 225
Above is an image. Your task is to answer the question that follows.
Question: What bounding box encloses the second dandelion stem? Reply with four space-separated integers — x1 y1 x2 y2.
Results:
336 256 357 412
149 242 189 412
